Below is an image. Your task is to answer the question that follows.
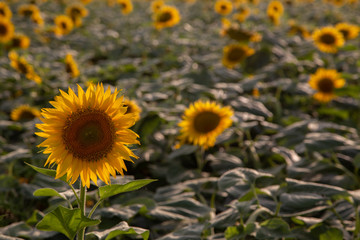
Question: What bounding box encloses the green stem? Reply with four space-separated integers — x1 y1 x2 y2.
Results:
88 199 103 218
77 182 86 240
196 147 205 172
69 183 81 208
354 205 360 239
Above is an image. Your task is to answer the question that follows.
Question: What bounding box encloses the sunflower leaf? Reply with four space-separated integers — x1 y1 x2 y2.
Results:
25 162 68 182
33 188 67 200
36 206 100 240
99 179 157 200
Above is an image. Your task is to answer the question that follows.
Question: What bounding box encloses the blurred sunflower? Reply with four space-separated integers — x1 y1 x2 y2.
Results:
153 5 181 30
214 0 233 16
247 0 259 5
123 98 142 122
65 3 88 27
308 68 345 102
31 12 44 26
9 51 42 84
222 44 255 69
65 53 80 78
233 6 250 23
36 84 140 188
288 20 310 38
0 2 12 19
178 100 233 149
312 26 344 53
335 22 359 40
11 105 40 122
18 4 40 18
80 0 92 4
117 0 133 15
267 0 284 16
0 18 14 43
9 33 31 49
221 23 262 42
54 15 74 37
151 0 164 13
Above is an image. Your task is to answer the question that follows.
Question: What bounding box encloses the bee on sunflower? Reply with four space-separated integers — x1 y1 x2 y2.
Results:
312 26 344 53
11 105 41 122
214 0 233 16
117 0 133 15
153 5 181 30
222 44 255 69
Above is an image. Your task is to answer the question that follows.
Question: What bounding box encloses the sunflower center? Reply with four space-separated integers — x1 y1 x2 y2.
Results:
221 4 227 10
18 110 36 121
60 21 67 29
12 37 21 48
23 9 33 17
194 111 221 133
120 3 127 9
320 33 336 44
66 63 73 73
158 11 172 22
0 23 7 36
62 109 115 162
227 47 246 62
339 29 349 39
18 61 29 74
317 78 335 93
71 8 81 17
0 9 5 16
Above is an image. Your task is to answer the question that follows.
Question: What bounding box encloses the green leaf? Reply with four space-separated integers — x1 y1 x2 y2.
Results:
33 188 67 200
25 162 68 182
99 179 156 200
36 206 100 240
319 228 343 240
256 218 290 239
87 221 149 240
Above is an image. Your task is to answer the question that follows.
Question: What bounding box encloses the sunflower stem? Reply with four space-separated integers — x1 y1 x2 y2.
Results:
77 182 86 240
88 199 103 218
69 183 81 208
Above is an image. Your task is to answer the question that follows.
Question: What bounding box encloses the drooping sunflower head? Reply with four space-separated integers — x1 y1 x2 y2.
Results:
36 84 140 188
312 26 344 53
0 18 14 43
11 105 41 122
178 100 233 149
222 44 255 69
18 4 40 18
335 22 359 40
308 68 345 102
151 0 164 13
9 33 31 49
65 3 88 26
123 98 142 122
9 51 32 75
54 15 74 36
267 0 284 17
65 53 80 78
214 0 233 16
117 0 133 15
153 5 181 30
0 2 12 19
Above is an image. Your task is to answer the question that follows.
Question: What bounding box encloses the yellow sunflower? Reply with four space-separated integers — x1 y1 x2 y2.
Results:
151 0 164 13
65 3 88 27
335 22 359 40
123 98 142 122
18 4 40 18
222 44 255 69
153 5 181 30
36 84 140 188
0 18 14 43
178 100 233 149
11 105 41 122
31 12 44 26
0 2 12 19
54 15 74 37
267 1 284 17
9 33 31 49
65 53 80 78
233 6 250 23
308 68 345 102
118 0 133 15
9 51 42 84
214 0 233 16
312 26 344 53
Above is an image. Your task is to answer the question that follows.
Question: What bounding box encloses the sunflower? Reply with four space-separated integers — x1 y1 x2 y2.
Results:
65 53 80 78
31 12 44 26
308 68 345 102
178 100 233 149
65 3 88 27
123 98 142 122
11 105 41 122
36 84 140 188
9 51 42 84
267 1 284 17
221 23 262 42
0 18 14 43
151 0 164 13
222 44 255 69
153 5 181 30
9 33 31 49
18 4 40 18
312 26 344 53
214 0 233 16
288 20 310 38
335 22 359 40
118 0 133 15
0 2 12 19
233 6 250 23
54 15 74 37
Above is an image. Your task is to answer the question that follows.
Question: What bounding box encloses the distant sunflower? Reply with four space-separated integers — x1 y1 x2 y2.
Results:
11 105 40 122
151 0 164 13
36 84 140 188
9 51 42 84
9 33 31 49
222 24 261 42
178 100 233 149
308 68 345 102
0 18 14 43
312 26 344 53
288 20 310 38
335 22 359 40
123 98 142 122
31 12 44 26
214 0 233 16
153 5 181 30
118 0 133 15
233 6 250 23
222 44 255 69
65 53 80 78
18 4 40 18
0 2 12 19
65 3 88 27
54 15 74 37
267 1 284 17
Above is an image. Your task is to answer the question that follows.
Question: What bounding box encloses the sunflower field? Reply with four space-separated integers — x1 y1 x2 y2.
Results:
1 0 360 239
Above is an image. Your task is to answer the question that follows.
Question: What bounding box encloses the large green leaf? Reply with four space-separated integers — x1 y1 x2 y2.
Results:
86 221 149 240
25 163 68 182
256 218 291 239
319 228 343 240
99 179 156 200
36 206 101 240
33 188 67 200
